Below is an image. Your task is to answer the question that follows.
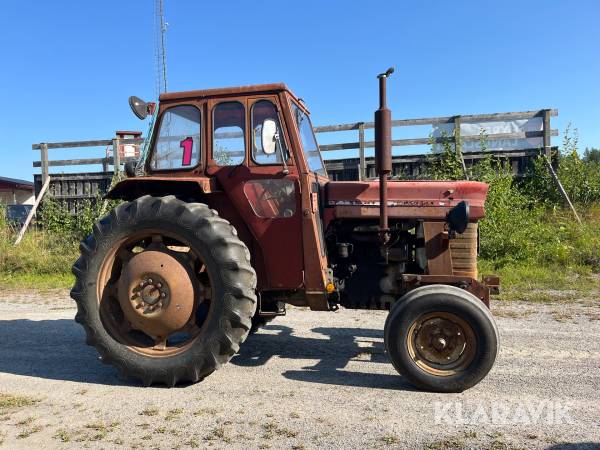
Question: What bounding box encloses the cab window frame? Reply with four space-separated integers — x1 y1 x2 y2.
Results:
249 98 292 167
211 100 247 166
288 99 327 177
147 103 203 173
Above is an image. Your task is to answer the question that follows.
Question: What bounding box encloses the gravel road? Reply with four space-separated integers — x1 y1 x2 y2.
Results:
0 289 599 449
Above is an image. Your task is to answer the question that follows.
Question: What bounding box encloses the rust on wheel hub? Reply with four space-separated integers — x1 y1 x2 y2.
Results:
414 317 466 365
407 312 476 376
117 250 195 337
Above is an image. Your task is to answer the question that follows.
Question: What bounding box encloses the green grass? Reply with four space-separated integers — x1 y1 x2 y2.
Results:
0 272 73 290
479 260 599 302
0 220 77 290
0 393 38 411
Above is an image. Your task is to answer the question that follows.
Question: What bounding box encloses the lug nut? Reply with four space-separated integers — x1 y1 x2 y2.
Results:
156 283 162 288
148 278 153 284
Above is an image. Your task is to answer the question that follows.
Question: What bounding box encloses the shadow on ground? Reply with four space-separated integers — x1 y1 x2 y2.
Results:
0 319 133 386
233 324 416 391
0 319 412 390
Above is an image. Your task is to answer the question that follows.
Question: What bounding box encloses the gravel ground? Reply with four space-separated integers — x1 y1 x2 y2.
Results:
0 289 599 449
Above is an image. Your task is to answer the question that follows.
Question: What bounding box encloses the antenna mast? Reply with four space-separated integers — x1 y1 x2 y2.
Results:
154 0 168 95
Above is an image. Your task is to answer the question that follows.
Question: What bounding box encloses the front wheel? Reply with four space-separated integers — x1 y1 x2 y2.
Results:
384 285 498 392
70 195 257 386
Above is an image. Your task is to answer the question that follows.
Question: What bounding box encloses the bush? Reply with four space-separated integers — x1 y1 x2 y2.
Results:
520 125 600 207
425 127 600 270
38 196 110 240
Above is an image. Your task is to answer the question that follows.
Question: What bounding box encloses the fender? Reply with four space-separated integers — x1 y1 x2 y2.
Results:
105 176 218 201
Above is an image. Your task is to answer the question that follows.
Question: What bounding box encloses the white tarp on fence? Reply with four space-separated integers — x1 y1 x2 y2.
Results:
432 117 543 152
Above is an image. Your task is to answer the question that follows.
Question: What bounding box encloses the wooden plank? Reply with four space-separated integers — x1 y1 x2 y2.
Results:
460 109 557 122
358 122 365 181
543 109 552 159
454 116 469 179
14 176 51 245
319 130 558 152
32 138 143 150
355 148 542 164
40 143 49 185
33 156 138 167
113 138 121 175
314 109 558 133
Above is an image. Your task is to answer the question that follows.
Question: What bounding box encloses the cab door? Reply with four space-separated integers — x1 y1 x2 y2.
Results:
208 97 304 290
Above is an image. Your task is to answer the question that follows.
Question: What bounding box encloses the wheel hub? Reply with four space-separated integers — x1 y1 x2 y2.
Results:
414 317 467 365
134 276 169 309
117 250 196 337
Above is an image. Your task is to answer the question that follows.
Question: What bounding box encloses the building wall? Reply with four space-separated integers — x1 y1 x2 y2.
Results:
0 189 34 205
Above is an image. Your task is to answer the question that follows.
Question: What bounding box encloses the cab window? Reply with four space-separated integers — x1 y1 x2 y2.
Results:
213 102 245 165
251 100 289 165
151 105 201 171
291 102 327 177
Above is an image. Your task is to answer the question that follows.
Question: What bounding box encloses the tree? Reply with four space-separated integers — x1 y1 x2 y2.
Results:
583 147 600 163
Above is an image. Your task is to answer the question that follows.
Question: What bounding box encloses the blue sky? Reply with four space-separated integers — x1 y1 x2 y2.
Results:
1 0 599 181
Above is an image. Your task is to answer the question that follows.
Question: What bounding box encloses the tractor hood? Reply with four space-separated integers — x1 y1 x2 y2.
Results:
325 180 489 220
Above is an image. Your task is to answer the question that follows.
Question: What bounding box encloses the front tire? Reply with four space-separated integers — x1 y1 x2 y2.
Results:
384 285 498 392
70 195 257 386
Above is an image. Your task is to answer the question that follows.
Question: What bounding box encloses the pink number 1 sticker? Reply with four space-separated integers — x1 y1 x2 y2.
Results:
180 137 193 166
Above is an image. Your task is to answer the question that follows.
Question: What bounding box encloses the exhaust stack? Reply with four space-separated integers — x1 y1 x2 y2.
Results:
374 67 394 245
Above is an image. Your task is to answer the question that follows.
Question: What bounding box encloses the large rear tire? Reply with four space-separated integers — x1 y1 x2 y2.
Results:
70 195 257 386
384 285 498 392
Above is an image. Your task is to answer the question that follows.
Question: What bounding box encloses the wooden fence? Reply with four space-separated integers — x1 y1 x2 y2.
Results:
32 108 558 203
314 109 558 180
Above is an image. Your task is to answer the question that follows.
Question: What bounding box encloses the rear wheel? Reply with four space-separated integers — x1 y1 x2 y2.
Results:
70 195 257 386
384 285 498 392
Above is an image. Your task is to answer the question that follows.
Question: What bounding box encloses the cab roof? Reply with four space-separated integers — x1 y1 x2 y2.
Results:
159 83 303 104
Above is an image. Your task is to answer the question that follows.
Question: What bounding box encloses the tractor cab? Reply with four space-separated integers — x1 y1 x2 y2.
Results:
111 84 332 310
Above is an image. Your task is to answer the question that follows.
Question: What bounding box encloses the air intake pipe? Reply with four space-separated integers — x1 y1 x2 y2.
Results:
374 67 394 246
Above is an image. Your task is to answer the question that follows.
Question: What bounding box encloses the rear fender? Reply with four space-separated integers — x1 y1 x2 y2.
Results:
105 177 215 202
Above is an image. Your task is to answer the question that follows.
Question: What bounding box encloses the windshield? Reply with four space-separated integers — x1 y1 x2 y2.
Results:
291 102 327 177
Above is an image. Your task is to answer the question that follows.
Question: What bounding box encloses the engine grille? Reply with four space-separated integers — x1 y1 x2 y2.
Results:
450 223 479 279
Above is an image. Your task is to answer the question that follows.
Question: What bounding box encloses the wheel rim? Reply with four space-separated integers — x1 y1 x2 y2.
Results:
97 230 212 357
406 312 476 376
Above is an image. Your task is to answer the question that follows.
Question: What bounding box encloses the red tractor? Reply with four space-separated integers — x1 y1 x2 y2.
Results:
71 69 499 392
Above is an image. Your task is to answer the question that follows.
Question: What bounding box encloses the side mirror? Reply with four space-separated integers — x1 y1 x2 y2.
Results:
128 96 155 120
446 201 470 235
261 119 277 155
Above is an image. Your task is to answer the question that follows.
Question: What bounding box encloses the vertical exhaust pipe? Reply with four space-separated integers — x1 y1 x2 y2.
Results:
375 67 394 246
